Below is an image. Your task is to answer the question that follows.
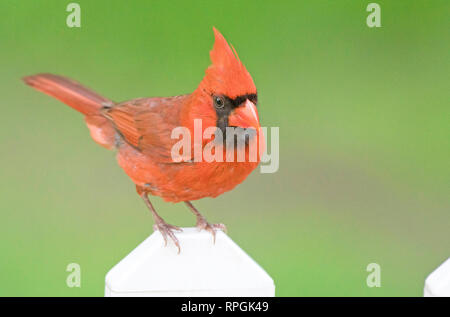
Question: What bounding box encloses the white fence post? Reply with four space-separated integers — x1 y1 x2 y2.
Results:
105 228 275 296
424 258 450 297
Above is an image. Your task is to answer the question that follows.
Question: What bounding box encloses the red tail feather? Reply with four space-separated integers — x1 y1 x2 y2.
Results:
23 73 111 115
23 73 116 149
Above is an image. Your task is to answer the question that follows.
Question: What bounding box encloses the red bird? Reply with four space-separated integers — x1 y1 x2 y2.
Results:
23 28 262 252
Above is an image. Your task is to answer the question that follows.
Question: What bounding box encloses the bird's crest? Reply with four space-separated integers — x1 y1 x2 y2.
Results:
198 28 256 98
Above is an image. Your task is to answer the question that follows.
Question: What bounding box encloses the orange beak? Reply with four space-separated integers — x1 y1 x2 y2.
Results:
228 99 260 129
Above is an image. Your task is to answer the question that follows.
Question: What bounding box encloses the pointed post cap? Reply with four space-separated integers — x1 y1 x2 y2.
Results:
424 257 450 297
105 228 275 296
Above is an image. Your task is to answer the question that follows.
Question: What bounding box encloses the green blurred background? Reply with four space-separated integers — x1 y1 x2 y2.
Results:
0 0 448 296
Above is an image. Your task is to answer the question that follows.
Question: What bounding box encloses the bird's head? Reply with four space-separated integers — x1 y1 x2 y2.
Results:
186 28 261 148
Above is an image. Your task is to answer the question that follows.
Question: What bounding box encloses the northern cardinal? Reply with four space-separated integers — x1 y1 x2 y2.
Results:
23 28 262 252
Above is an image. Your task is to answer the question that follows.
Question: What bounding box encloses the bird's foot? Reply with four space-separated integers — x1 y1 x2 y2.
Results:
153 220 183 253
196 216 227 244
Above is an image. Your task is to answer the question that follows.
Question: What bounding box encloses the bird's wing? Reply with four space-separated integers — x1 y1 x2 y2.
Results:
104 95 190 162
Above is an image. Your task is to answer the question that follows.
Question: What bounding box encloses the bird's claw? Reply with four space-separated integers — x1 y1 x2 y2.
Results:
153 221 183 253
196 217 227 244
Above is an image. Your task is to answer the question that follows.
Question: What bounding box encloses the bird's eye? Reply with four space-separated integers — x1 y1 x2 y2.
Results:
214 96 224 109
